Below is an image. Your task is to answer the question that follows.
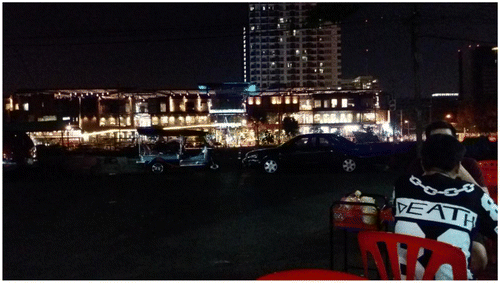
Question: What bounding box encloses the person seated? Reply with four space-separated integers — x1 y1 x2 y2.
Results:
406 121 492 273
407 120 487 192
393 134 497 280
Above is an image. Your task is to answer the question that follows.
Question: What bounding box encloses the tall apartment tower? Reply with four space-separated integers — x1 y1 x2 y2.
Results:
244 3 341 90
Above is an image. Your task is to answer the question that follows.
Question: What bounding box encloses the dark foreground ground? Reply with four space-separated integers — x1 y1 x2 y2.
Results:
3 150 497 280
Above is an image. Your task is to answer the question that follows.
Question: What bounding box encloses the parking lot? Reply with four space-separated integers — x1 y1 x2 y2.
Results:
3 154 401 280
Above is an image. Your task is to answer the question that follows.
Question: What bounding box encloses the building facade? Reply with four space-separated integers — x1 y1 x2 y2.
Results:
5 79 390 148
245 3 341 89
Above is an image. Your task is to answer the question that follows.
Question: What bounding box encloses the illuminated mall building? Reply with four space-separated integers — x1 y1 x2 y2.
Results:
4 77 390 147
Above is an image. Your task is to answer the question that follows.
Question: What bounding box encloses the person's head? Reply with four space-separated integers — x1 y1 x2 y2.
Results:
421 134 466 174
425 120 457 138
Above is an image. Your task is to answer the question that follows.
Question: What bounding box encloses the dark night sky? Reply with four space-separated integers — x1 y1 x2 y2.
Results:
2 2 498 99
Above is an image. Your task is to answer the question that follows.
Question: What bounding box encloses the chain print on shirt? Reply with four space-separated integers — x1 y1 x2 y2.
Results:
409 175 476 197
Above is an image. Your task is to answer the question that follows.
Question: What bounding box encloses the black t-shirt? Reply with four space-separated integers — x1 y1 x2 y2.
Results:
393 174 498 279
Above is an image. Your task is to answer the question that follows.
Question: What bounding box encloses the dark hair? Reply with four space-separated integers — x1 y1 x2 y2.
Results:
421 134 466 172
425 120 457 138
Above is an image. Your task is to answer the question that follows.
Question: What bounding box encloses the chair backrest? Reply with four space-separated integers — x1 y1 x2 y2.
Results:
357 231 468 280
478 160 498 203
257 269 367 280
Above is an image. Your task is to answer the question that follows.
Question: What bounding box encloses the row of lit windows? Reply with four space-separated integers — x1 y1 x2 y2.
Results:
153 115 209 126
96 115 210 127
5 102 27 111
249 43 336 49
98 116 133 127
290 112 376 125
92 111 374 128
249 4 314 12
314 99 355 108
246 97 354 108
297 98 354 110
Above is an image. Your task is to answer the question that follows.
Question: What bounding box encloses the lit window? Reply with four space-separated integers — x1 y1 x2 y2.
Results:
302 56 307 61
322 114 330 124
342 99 348 108
347 113 353 122
250 5 254 11
197 98 202 111
161 116 169 125
248 97 254 105
255 97 261 105
151 116 159 125
262 6 266 10
285 97 291 104
331 99 338 107
323 100 330 108
23 103 29 111
300 100 312 110
251 26 255 31
15 103 19 110
160 102 167 112
292 96 298 104
293 30 297 36
169 98 175 112
314 100 322 108
319 69 324 74
279 18 284 23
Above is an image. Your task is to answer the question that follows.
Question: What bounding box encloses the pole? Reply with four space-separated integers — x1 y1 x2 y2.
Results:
400 109 403 139
78 96 82 130
411 5 423 157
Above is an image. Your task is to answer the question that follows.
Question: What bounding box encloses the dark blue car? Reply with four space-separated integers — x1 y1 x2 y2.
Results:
242 133 414 174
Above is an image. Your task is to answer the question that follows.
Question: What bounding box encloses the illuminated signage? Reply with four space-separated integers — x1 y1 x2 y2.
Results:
432 93 459 97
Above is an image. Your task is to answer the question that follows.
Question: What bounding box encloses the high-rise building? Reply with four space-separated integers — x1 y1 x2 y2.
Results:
458 45 497 132
245 3 341 90
459 45 497 104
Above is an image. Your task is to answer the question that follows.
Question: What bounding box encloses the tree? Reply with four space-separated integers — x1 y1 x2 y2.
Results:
283 117 299 137
247 108 268 146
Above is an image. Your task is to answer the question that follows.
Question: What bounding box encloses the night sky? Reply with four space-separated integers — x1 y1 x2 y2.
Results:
3 3 498 99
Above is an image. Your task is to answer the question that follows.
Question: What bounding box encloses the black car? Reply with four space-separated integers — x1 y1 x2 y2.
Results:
3 131 37 171
242 133 372 174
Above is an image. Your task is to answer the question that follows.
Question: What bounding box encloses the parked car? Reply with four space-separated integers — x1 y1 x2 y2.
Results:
242 133 415 174
136 127 219 174
3 130 37 171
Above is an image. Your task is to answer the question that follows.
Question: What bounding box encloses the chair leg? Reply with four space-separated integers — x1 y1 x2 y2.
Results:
344 230 348 272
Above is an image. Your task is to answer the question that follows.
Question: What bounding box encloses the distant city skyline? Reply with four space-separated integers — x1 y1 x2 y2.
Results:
3 3 497 99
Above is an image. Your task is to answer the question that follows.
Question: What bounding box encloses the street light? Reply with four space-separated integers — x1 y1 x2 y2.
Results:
404 120 409 138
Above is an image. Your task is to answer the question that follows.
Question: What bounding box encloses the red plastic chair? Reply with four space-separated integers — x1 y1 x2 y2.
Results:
358 231 468 280
257 269 367 280
478 160 498 203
